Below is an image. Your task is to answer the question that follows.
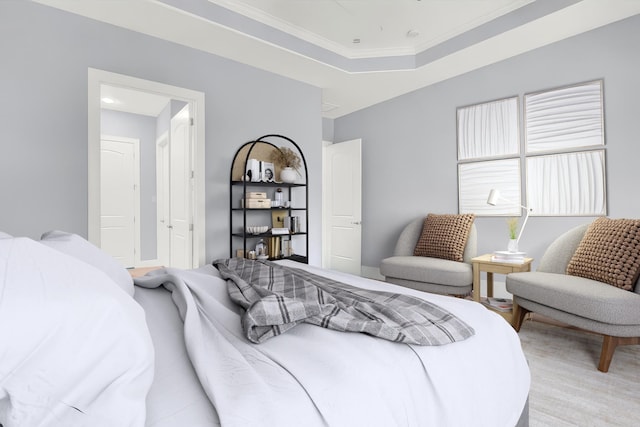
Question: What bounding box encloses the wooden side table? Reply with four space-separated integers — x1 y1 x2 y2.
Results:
471 254 533 323
471 254 533 301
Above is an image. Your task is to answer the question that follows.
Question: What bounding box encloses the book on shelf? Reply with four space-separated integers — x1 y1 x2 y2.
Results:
271 227 290 235
481 297 513 312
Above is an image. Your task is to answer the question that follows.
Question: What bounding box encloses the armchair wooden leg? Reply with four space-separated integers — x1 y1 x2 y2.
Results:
598 336 640 373
511 300 529 332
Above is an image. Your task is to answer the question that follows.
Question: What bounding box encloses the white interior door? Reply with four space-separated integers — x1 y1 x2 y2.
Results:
323 139 362 275
100 136 139 268
169 104 193 269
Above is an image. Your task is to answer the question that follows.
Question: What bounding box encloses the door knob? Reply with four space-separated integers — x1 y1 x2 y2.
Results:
351 221 362 225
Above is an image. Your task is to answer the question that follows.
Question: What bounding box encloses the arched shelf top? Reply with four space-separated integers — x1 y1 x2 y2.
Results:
230 134 308 185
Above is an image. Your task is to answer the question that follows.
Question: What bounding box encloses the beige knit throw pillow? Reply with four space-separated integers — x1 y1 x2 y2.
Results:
413 213 475 262
567 217 640 291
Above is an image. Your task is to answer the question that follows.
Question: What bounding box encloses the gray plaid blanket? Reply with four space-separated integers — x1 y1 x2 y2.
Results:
213 258 474 345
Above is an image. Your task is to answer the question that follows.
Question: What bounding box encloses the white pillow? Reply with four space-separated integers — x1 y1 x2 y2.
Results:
0 231 12 239
40 230 134 296
0 237 154 426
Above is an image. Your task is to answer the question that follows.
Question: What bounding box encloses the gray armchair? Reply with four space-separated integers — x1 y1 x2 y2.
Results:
507 223 640 372
380 218 477 296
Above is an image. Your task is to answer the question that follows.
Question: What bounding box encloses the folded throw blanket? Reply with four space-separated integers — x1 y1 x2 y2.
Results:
213 258 474 345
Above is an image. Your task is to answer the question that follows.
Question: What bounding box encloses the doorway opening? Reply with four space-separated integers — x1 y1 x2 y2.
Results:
88 68 206 268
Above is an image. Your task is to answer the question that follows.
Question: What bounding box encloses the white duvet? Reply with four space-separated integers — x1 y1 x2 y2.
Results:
0 237 154 427
136 260 530 427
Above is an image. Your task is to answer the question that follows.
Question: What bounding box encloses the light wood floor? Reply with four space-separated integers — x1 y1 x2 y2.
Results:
517 319 640 426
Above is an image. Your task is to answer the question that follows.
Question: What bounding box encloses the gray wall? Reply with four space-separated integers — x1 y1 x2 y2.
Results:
0 1 322 265
322 117 334 142
333 14 640 270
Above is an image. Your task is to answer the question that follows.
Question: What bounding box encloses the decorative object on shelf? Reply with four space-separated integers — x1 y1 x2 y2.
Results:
245 159 261 182
242 191 270 208
271 210 287 229
260 161 275 182
268 237 281 259
255 239 266 259
271 147 301 183
487 189 532 252
284 216 301 234
283 240 294 257
246 226 269 235
279 167 297 183
241 198 271 209
273 188 284 207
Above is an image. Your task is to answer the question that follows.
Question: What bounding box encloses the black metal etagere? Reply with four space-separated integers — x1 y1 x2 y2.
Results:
229 134 309 263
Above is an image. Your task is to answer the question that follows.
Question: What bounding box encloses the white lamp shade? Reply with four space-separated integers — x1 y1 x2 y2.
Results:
487 189 500 206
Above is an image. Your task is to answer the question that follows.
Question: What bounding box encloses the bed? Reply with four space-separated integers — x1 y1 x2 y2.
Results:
0 231 530 426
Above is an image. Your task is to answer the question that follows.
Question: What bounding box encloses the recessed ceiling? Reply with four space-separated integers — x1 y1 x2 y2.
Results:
35 0 640 118
208 0 535 58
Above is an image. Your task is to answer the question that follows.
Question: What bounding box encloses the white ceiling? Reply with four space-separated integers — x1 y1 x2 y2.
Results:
101 85 171 117
209 0 535 58
36 0 640 118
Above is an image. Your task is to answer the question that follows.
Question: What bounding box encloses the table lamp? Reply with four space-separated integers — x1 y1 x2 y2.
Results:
487 189 532 249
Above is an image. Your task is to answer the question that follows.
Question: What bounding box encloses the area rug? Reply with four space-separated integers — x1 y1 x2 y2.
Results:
517 319 640 426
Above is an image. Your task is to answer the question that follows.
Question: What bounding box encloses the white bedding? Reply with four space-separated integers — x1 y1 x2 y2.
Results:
0 237 154 427
136 260 530 427
133 286 220 427
0 226 529 427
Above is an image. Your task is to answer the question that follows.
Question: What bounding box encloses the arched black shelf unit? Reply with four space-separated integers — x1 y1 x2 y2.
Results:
229 134 309 263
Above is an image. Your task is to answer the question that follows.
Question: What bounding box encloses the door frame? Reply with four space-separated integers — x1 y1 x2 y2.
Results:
88 68 206 268
321 140 332 268
155 131 170 266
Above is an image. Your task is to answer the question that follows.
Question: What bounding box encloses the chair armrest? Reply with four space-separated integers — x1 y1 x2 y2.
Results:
393 218 424 256
537 223 589 273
